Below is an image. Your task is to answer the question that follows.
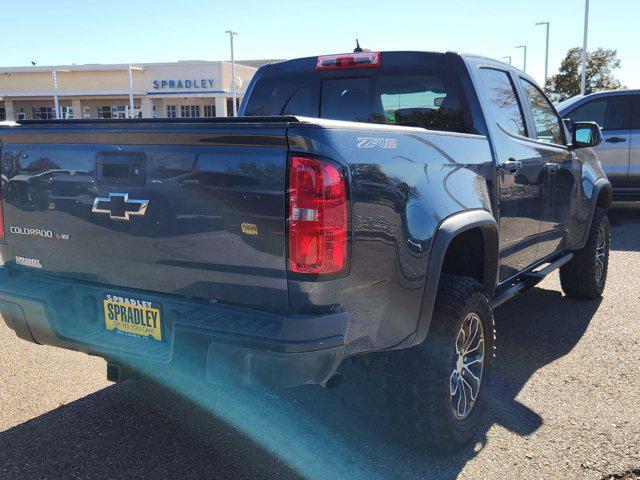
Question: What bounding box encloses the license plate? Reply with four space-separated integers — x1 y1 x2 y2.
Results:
103 295 162 341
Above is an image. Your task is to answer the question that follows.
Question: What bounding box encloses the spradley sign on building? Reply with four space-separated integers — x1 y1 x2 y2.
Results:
152 79 215 90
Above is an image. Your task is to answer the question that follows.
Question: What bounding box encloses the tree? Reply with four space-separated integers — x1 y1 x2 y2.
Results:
545 47 623 102
25 156 60 173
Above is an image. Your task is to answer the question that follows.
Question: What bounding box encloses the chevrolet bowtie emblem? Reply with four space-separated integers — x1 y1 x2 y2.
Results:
92 193 149 221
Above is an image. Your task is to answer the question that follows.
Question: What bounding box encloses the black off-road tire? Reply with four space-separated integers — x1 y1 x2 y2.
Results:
382 275 495 453
560 207 610 299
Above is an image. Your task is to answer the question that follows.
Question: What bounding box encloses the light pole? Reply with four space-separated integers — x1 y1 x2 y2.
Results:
50 69 69 119
502 56 512 65
128 66 143 118
536 21 550 86
225 30 238 117
581 0 590 94
516 45 527 72
51 70 60 119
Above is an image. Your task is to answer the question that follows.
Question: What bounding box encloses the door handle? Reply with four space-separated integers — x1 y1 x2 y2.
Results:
545 162 560 174
605 137 626 143
501 159 522 174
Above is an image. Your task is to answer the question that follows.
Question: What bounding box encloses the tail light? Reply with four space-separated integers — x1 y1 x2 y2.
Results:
316 52 381 71
288 156 347 275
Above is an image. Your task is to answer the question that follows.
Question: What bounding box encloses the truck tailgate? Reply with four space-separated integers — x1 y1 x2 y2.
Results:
0 121 290 311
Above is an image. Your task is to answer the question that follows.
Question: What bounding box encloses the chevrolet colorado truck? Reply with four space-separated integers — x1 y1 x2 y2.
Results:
0 51 611 451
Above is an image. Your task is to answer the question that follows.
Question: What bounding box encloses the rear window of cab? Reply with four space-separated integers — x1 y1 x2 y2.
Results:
243 62 471 133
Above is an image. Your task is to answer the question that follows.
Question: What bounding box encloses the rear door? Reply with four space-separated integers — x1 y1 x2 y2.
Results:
566 96 631 188
475 66 546 281
0 122 290 311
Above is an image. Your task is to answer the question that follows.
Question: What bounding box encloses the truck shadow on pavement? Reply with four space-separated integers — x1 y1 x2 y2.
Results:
0 286 602 480
0 379 303 480
489 289 600 436
270 287 601 479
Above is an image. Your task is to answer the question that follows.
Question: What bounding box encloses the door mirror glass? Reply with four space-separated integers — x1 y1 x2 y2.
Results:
572 121 603 148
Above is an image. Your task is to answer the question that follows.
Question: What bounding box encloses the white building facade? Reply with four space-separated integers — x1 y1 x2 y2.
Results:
0 60 258 122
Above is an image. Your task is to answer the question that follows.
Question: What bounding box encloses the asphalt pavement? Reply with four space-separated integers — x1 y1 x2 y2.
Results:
1 203 639 480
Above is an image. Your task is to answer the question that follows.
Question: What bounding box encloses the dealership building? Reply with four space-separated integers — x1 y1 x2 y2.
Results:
0 60 262 121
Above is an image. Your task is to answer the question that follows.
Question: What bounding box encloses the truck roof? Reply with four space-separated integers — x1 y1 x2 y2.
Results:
263 50 520 72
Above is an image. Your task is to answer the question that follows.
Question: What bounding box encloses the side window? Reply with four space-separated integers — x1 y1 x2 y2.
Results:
521 78 564 145
244 77 318 117
569 97 626 130
633 95 640 129
567 99 606 127
478 68 526 137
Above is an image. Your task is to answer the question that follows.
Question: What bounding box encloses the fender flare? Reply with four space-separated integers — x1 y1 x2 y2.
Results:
410 209 499 347
578 178 612 249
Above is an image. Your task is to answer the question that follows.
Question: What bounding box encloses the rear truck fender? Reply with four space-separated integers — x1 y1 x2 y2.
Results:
406 209 499 347
577 178 612 250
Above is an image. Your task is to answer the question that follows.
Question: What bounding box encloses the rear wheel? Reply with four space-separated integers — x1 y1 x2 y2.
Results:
560 207 610 299
382 275 495 452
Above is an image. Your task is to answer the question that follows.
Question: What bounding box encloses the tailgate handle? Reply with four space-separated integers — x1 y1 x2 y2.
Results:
96 152 146 187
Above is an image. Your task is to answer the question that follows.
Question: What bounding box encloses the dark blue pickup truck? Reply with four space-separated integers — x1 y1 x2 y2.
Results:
0 51 611 451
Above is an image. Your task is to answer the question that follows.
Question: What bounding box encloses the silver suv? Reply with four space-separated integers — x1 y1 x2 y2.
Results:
558 89 640 199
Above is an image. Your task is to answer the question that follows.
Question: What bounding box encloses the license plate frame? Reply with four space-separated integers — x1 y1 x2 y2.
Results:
103 295 163 342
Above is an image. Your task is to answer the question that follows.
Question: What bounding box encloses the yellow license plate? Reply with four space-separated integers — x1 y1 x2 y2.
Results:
103 295 162 341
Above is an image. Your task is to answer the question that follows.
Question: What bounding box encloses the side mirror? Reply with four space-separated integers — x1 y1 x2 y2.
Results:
571 121 602 149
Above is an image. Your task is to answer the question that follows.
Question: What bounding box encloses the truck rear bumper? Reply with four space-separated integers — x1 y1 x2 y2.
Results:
0 269 347 388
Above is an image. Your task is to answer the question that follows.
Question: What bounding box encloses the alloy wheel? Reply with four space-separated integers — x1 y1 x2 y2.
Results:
595 224 607 284
450 312 485 420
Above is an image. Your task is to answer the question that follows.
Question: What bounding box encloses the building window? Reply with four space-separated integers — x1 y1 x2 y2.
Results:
128 105 142 118
204 105 216 118
0 107 5 121
33 106 54 120
16 108 26 121
98 105 128 119
166 105 177 118
98 106 113 119
181 105 200 118
112 105 127 119
60 106 74 119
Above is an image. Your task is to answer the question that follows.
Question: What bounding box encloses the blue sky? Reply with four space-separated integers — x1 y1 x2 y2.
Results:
3 0 638 88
